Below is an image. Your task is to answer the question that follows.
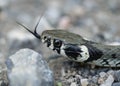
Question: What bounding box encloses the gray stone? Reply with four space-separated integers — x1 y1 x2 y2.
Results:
112 82 120 86
99 72 107 78
107 70 114 76
108 0 120 13
114 70 120 82
70 82 77 86
100 75 114 86
6 49 53 86
92 76 99 84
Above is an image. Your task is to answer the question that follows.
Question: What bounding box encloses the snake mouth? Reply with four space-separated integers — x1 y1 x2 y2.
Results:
16 18 41 40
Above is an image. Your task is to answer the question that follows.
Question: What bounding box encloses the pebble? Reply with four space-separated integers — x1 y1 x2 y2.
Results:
114 70 120 82
83 0 98 11
107 70 114 76
75 74 82 80
99 72 107 78
100 75 114 86
92 76 99 83
70 82 77 86
81 79 88 86
98 77 105 85
6 49 54 86
61 67 66 77
112 82 120 86
108 0 120 13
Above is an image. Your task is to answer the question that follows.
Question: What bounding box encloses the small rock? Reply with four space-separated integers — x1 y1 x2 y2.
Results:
70 82 77 86
81 79 89 86
98 72 108 85
99 72 107 78
112 82 120 86
66 76 76 84
107 70 114 76
108 0 120 13
61 67 66 77
6 49 53 86
90 69 96 76
92 76 99 84
98 77 105 85
1 80 8 86
75 74 82 80
83 0 98 11
100 75 114 86
114 70 120 82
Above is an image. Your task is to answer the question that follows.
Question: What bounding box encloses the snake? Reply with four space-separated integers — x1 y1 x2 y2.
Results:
17 20 120 67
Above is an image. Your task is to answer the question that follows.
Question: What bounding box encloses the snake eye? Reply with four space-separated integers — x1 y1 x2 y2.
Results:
53 39 62 47
53 39 62 54
44 36 47 40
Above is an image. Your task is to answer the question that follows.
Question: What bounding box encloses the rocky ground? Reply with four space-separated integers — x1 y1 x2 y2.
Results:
0 0 120 86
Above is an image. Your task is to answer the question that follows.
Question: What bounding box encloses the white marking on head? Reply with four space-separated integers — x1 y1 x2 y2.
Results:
49 40 53 49
41 39 44 43
42 38 48 47
60 44 67 57
77 45 89 62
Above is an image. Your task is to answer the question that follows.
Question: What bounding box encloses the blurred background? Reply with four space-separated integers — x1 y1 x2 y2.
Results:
0 0 120 62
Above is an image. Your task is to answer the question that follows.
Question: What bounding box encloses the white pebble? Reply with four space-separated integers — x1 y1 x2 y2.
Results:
99 72 107 78
70 82 77 86
100 75 114 86
81 79 88 86
61 67 66 77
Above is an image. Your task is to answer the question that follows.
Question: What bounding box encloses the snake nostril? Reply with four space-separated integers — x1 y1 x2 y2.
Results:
43 36 51 47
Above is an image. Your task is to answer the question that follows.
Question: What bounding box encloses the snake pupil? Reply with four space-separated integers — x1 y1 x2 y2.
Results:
44 36 47 40
53 39 62 54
